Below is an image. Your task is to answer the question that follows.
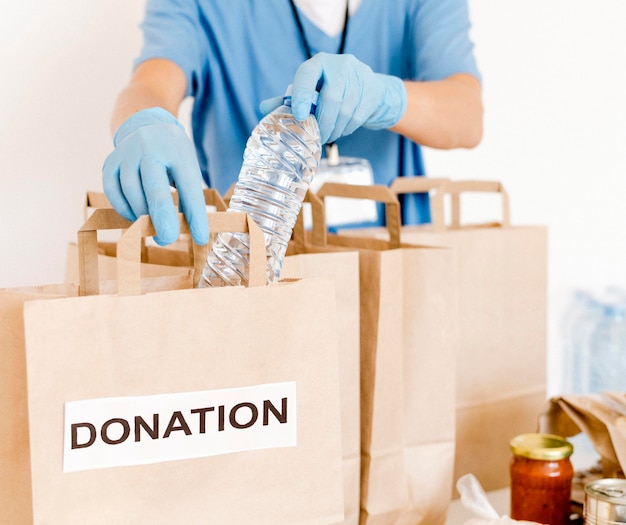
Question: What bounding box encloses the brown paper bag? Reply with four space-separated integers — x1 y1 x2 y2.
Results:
281 191 362 525
340 178 549 494
1 209 202 525
69 192 364 524
539 392 626 478
0 284 79 525
538 393 626 505
295 183 459 525
0 209 196 525
5 210 345 524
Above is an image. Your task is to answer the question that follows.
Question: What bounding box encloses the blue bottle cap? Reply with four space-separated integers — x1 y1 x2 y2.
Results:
282 84 317 115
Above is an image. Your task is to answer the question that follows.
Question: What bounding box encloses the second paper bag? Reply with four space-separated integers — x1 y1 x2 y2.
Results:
281 247 362 525
303 184 459 525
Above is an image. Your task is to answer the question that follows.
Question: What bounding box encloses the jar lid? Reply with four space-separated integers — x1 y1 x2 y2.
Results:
510 433 574 460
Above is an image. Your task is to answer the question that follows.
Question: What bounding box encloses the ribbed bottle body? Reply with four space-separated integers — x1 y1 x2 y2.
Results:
199 103 321 287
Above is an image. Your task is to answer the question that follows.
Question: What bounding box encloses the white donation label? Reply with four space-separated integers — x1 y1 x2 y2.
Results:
63 381 297 472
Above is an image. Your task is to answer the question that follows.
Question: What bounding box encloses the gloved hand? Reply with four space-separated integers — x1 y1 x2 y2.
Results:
102 107 209 246
260 53 407 144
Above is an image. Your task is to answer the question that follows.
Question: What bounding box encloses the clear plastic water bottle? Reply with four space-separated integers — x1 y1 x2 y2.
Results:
561 287 626 394
304 143 378 229
198 90 321 287
560 289 600 394
586 296 626 393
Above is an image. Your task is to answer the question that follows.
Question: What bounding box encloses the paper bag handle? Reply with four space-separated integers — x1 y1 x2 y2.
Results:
84 188 227 217
390 178 510 232
316 182 402 248
77 208 133 296
292 190 327 252
201 188 228 211
82 190 228 263
389 176 450 196
116 212 266 295
78 209 266 296
437 180 511 231
222 183 236 206
85 191 113 210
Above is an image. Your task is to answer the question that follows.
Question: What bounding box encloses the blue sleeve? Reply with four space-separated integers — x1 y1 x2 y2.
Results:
134 0 206 97
411 0 481 82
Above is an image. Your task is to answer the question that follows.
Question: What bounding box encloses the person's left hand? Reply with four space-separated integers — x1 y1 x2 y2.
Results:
260 52 407 144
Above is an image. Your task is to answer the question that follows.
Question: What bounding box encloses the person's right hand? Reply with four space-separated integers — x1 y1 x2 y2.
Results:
102 107 209 246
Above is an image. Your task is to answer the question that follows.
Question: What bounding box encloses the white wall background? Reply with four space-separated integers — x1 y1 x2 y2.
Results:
1 1 625 394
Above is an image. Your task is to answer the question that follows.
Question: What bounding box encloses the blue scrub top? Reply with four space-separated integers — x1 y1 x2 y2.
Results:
135 0 481 225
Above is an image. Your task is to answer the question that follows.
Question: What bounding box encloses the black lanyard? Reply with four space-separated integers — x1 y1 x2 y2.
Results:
288 0 350 60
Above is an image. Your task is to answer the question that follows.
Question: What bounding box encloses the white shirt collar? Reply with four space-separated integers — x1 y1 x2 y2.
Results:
293 0 362 37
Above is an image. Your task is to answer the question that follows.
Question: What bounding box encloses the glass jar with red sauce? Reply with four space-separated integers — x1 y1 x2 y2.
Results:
509 433 574 525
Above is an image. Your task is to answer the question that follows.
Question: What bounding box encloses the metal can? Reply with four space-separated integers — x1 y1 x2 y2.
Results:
584 478 626 524
510 433 574 525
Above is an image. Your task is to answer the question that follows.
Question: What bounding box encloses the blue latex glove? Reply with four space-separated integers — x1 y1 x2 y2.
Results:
102 107 209 246
260 53 407 144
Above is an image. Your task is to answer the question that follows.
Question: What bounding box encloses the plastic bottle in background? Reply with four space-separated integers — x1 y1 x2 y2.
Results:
304 143 378 229
198 92 321 288
561 287 626 395
560 286 626 460
586 294 626 393
560 289 601 394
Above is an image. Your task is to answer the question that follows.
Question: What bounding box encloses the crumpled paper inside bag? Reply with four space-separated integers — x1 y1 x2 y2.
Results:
456 474 545 525
538 392 626 479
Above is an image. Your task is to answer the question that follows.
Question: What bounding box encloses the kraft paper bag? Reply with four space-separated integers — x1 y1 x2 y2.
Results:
0 284 80 525
340 178 549 495
539 392 626 478
65 189 227 284
0 208 200 525
282 190 362 525
69 192 363 524
0 210 209 524
13 210 344 524
295 184 459 525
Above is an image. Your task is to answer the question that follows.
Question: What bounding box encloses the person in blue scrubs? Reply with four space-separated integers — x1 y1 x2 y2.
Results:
102 0 483 246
